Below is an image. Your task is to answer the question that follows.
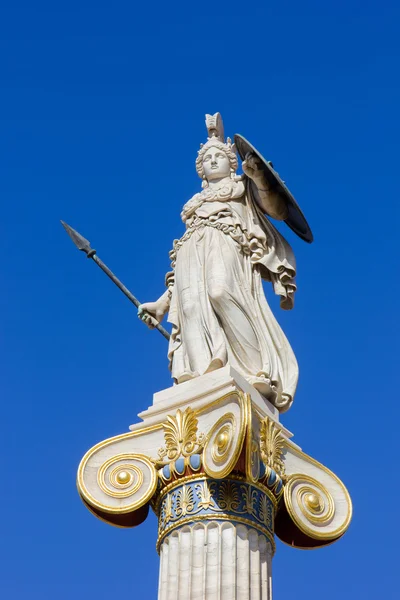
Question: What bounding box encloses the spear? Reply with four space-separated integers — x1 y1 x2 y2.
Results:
61 221 170 341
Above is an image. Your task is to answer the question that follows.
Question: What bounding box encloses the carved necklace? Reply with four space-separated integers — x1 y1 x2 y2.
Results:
199 180 239 202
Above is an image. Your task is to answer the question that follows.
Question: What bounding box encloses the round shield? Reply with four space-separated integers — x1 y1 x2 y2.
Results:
234 134 313 243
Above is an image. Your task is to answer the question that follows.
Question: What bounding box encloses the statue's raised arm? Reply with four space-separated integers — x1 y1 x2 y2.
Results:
139 113 313 413
235 133 313 243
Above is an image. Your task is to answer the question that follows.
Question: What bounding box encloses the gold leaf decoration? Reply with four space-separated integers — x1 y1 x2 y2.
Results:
174 484 195 517
159 407 205 461
241 484 258 516
259 494 272 527
164 493 173 525
195 480 216 510
260 417 285 477
217 480 240 511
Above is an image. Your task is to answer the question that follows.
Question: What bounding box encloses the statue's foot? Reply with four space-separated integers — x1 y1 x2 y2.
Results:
249 373 276 399
176 359 225 385
176 371 200 384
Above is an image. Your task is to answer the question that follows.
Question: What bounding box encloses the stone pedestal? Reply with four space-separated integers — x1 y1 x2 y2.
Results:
77 366 352 598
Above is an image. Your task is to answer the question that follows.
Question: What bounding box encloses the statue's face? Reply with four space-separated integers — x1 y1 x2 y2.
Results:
202 146 231 181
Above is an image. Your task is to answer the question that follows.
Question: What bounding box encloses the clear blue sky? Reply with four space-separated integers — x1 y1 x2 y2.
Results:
1 1 399 598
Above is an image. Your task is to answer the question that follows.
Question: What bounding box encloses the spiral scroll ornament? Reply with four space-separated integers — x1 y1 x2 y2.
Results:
283 474 351 540
78 453 158 514
98 456 144 499
211 422 233 464
203 413 244 479
246 433 261 484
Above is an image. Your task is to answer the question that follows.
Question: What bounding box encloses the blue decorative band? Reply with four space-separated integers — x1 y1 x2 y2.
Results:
156 475 275 551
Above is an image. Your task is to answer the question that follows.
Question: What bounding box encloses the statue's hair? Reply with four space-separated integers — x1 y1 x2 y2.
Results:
196 138 238 179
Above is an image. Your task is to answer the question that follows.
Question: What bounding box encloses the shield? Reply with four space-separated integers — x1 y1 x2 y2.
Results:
234 134 313 243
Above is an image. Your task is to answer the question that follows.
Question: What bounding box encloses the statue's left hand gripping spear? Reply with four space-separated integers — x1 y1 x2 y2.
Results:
61 221 170 341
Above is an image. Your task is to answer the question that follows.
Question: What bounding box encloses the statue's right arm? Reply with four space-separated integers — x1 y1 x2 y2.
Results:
138 289 171 329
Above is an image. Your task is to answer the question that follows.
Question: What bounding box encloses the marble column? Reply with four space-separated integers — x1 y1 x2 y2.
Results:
155 472 275 600
158 522 272 600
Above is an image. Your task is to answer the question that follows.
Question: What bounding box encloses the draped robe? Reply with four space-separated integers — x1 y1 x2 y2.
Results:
165 178 298 412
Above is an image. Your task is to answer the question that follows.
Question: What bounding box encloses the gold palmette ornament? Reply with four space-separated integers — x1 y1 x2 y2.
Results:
158 407 205 461
260 418 286 477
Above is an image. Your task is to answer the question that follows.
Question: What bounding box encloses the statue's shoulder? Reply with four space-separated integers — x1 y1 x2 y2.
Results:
232 179 246 199
184 191 202 207
181 191 203 222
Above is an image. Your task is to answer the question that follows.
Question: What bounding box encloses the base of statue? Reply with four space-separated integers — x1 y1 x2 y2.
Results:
77 366 352 599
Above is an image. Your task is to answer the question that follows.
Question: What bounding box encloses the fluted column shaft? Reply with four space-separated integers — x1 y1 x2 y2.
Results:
158 522 273 600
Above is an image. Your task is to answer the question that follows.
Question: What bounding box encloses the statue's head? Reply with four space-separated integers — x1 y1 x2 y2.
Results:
196 113 238 184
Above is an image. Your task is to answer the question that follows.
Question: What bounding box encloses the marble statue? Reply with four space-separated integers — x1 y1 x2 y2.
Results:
74 114 352 600
139 113 309 413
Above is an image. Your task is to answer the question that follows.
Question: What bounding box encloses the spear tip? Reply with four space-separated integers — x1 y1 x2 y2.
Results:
61 220 92 254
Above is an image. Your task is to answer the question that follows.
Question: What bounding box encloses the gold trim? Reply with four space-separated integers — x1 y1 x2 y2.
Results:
98 458 143 498
114 469 132 486
284 474 348 540
303 491 323 513
158 407 205 462
78 453 157 514
284 441 353 537
77 423 164 502
295 481 334 525
244 395 259 483
208 413 235 465
196 390 243 417
77 390 244 488
260 417 285 477
203 393 247 479
156 514 276 555
154 473 277 514
77 390 247 514
111 465 139 491
212 424 233 464
297 487 331 524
